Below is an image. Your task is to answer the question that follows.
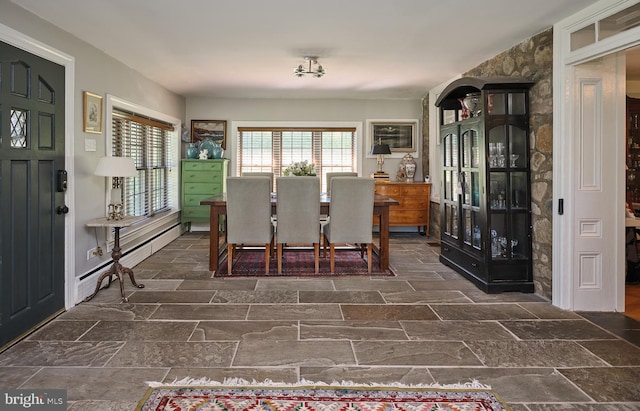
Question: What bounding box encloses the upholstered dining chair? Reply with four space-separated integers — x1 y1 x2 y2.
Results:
241 172 274 192
226 177 274 274
242 171 277 230
325 172 357 193
320 172 358 234
323 177 375 274
275 176 321 274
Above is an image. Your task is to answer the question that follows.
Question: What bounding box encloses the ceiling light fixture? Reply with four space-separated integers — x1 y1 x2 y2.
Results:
294 56 325 78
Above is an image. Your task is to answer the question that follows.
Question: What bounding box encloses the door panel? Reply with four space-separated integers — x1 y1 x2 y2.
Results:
0 41 66 349
570 53 624 311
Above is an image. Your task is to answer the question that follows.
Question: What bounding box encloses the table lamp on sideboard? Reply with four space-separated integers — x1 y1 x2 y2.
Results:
370 138 392 181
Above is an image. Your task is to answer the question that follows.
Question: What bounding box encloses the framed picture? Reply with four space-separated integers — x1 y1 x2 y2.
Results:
366 119 419 158
83 91 103 134
191 119 227 149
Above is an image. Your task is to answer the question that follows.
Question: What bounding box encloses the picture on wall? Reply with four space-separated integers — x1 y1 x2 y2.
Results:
366 119 418 158
83 91 103 134
191 119 227 150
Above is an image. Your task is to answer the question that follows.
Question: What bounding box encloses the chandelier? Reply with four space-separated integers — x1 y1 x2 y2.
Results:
294 56 325 78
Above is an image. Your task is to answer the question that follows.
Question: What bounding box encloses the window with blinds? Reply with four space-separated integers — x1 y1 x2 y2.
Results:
238 127 356 191
111 109 174 217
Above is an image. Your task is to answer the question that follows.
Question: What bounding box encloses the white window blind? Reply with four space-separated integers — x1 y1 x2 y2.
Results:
238 127 356 191
111 109 174 217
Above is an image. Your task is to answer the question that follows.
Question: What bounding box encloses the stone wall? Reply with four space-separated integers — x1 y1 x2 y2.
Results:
423 28 554 298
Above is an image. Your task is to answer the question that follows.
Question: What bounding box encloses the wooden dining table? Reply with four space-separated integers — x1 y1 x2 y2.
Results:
200 193 400 273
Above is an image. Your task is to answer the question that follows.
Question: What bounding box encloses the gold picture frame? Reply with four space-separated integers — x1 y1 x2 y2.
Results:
191 119 227 150
83 91 103 134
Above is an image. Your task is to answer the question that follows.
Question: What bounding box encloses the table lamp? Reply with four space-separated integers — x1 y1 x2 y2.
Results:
370 138 392 180
95 156 137 220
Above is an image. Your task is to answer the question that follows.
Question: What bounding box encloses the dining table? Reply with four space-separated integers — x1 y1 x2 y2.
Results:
200 192 400 273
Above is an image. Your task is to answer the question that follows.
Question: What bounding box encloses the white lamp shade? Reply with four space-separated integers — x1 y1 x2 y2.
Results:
95 156 137 177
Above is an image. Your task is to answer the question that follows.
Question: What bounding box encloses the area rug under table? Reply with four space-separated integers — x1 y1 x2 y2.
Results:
136 379 511 411
214 248 395 277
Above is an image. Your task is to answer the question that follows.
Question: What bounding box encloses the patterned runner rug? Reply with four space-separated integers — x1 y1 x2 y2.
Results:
215 248 395 277
136 379 511 411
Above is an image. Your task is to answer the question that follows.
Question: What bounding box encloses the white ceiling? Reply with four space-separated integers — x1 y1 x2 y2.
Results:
12 0 600 99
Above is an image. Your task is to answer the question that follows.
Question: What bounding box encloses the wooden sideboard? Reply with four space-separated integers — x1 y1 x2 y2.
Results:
374 181 431 235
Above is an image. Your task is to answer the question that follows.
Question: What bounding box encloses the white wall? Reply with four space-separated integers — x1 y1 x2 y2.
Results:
187 97 423 178
0 2 186 286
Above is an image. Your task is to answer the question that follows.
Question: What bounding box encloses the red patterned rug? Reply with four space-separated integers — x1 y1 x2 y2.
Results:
136 380 511 411
214 248 394 277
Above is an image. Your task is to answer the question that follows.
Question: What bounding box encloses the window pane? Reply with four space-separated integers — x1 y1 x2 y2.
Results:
570 23 595 51
10 108 28 148
599 3 640 41
238 127 356 191
112 110 173 217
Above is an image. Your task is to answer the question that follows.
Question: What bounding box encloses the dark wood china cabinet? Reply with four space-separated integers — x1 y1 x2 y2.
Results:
435 77 534 293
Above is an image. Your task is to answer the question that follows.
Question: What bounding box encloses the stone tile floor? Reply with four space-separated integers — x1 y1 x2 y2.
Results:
1 232 640 410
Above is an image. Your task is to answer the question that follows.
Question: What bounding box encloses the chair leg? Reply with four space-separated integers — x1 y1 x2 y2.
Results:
367 243 372 274
277 243 283 274
227 243 234 274
314 243 319 274
330 243 335 274
323 234 328 258
265 243 271 274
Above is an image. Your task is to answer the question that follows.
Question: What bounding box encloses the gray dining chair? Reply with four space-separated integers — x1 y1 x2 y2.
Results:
325 172 357 193
323 177 375 274
242 171 277 229
226 177 274 274
241 172 274 192
275 176 321 274
321 172 358 234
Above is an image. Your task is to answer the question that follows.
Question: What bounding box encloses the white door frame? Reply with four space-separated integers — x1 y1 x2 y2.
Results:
0 23 77 309
553 0 640 310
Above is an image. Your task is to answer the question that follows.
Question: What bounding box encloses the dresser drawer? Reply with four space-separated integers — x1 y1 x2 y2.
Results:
183 193 218 208
396 197 430 209
183 182 223 195
182 161 224 172
182 170 225 182
389 210 429 225
375 184 403 197
182 206 210 219
400 185 431 196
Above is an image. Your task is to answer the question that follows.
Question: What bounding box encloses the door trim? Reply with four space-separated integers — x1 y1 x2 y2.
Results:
0 23 76 309
553 0 640 311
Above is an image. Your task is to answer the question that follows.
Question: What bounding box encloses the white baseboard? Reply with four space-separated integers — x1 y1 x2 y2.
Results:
76 225 182 303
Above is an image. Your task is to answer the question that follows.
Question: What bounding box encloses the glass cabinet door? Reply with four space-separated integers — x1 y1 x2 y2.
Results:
461 126 481 251
442 128 459 240
487 121 529 261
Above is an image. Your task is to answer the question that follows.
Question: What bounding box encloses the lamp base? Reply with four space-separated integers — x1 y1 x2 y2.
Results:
107 203 125 220
371 171 390 181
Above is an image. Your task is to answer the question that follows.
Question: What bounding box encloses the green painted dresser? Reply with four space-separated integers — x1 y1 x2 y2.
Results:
181 159 229 229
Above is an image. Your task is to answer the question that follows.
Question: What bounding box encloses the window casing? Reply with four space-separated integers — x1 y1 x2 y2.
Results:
238 127 356 191
111 109 175 217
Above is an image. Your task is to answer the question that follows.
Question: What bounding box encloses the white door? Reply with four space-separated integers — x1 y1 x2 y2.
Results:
568 53 626 311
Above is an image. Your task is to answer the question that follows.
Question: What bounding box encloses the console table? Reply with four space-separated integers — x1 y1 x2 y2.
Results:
84 216 145 302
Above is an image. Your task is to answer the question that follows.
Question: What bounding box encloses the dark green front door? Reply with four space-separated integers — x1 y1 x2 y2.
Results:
0 40 66 349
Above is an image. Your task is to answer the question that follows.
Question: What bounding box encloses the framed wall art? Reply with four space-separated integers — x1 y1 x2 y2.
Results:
191 119 227 149
83 91 103 134
366 119 419 158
